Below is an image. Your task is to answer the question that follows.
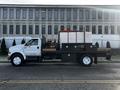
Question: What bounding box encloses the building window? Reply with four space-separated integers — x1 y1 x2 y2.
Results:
35 25 39 34
98 11 103 20
73 8 77 21
104 26 109 34
16 25 20 34
73 25 77 31
29 8 33 19
79 9 84 20
29 25 33 34
67 25 71 31
35 9 40 20
104 11 109 20
22 8 27 19
85 9 90 20
117 25 120 34
92 25 96 34
3 25 7 34
3 8 7 19
16 8 21 19
60 25 64 31
92 9 96 20
60 9 65 21
9 8 14 19
9 25 14 34
79 25 83 32
54 25 58 34
48 9 52 21
86 25 90 32
110 25 115 34
48 25 52 35
42 25 46 34
22 25 26 34
98 25 102 34
54 9 59 21
66 9 71 21
41 9 46 21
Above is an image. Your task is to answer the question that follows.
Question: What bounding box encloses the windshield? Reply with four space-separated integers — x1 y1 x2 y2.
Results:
25 39 38 46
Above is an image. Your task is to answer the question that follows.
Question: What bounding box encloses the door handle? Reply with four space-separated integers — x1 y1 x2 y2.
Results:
37 46 39 49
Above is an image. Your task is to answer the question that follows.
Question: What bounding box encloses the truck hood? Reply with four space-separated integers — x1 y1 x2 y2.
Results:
9 44 24 53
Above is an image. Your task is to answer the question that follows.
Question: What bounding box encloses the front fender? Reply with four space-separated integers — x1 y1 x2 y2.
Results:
10 52 26 60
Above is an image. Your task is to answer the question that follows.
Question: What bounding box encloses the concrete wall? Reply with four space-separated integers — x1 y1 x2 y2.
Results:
1 34 120 49
0 37 31 48
92 35 120 48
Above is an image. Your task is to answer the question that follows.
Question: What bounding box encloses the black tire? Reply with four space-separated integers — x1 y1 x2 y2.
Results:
80 54 93 66
11 54 24 66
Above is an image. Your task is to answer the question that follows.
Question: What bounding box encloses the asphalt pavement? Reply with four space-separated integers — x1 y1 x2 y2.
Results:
0 55 120 90
0 63 120 90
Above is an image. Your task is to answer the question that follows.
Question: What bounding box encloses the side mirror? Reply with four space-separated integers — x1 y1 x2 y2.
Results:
24 44 31 48
24 44 28 46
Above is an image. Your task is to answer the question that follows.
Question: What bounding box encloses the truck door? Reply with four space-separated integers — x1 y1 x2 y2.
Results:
23 39 41 56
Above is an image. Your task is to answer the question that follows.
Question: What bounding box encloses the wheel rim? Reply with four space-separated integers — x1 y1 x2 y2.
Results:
83 56 91 65
13 57 21 65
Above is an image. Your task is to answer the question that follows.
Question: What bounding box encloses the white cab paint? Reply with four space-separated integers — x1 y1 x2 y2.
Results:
23 38 41 56
8 38 41 60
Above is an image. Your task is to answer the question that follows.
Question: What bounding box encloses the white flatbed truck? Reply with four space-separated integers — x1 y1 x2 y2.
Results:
8 31 111 66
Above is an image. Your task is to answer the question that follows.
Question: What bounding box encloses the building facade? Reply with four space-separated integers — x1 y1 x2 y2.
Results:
0 4 120 48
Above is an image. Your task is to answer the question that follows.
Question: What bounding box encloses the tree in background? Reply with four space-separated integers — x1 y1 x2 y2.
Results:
21 39 25 44
12 39 16 46
106 41 111 48
95 42 99 48
1 38 7 54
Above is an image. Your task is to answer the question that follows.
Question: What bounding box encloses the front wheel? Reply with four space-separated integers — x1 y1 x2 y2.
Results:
11 54 24 66
80 55 93 66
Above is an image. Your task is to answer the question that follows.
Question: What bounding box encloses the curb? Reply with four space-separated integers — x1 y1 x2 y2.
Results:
98 61 120 63
0 61 9 63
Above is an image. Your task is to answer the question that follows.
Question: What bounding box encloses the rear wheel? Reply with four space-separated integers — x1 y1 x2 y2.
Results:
11 54 24 66
80 54 93 66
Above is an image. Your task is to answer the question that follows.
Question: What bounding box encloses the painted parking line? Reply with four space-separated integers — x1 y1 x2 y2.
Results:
1 80 120 84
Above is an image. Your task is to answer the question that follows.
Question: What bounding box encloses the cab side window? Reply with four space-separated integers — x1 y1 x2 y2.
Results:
25 39 38 46
31 39 38 45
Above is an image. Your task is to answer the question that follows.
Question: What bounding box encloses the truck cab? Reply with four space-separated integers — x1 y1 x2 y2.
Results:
8 38 42 66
